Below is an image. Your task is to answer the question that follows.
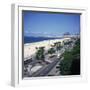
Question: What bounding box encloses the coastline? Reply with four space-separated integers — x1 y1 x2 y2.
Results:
24 37 71 60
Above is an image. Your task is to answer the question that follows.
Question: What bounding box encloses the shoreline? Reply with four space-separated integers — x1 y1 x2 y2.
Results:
24 37 71 45
24 37 71 60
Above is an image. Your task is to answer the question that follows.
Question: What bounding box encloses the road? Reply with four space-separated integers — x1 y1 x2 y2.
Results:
31 59 60 77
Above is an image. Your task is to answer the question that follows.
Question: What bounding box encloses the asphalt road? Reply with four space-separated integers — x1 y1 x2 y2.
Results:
31 59 60 77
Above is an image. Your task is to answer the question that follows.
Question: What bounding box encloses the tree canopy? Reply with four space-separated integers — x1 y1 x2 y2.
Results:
59 39 80 75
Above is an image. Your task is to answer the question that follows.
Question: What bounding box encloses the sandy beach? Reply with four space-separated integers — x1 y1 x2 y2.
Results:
24 37 71 61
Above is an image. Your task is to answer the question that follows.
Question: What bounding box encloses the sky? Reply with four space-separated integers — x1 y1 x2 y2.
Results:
23 11 80 37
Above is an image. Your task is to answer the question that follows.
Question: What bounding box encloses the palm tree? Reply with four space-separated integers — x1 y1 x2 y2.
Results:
35 47 45 61
48 48 55 54
54 42 62 51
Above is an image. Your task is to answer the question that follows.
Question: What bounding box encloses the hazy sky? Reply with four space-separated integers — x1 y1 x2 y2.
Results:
23 11 80 37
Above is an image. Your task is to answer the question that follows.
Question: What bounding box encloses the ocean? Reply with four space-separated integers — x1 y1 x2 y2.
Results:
24 36 62 44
